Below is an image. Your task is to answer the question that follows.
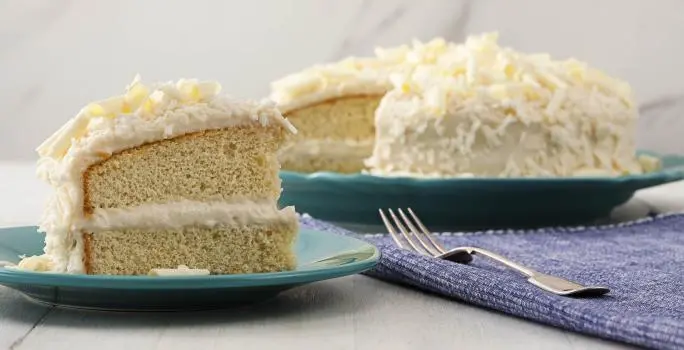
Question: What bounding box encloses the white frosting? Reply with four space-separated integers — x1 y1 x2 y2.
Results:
270 57 397 113
81 200 296 232
279 139 373 163
365 33 654 177
35 76 298 273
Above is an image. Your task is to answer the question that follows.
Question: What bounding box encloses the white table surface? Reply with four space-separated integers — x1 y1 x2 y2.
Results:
1 162 683 350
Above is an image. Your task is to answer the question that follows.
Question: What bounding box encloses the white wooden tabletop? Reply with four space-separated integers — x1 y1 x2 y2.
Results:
1 162 683 350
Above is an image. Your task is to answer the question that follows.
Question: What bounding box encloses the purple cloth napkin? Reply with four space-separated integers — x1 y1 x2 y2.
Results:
300 214 684 350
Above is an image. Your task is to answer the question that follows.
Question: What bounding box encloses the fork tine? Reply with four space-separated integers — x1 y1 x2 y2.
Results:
397 208 441 256
379 209 406 249
407 208 447 254
388 209 431 255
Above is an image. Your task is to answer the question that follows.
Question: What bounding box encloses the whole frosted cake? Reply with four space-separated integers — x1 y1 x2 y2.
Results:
23 76 299 275
272 33 658 177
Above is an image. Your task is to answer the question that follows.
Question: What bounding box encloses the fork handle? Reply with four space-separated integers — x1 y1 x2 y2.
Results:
455 247 538 277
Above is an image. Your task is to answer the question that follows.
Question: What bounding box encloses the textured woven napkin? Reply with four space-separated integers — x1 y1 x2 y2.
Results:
300 214 684 350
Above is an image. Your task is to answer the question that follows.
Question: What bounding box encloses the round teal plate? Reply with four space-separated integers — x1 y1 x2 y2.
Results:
0 226 379 311
279 151 684 230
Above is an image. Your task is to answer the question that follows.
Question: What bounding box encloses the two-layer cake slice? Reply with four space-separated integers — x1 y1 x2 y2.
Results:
34 77 299 275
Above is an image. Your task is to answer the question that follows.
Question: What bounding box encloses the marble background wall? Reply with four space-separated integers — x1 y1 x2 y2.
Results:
1 0 683 160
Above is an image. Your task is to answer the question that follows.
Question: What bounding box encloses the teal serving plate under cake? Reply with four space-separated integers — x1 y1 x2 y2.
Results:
279 152 684 231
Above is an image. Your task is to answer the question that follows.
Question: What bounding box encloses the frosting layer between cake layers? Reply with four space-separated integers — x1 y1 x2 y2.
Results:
365 33 657 177
35 76 297 273
81 200 297 233
279 139 374 164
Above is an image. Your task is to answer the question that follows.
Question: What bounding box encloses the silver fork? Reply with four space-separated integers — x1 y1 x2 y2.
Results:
379 208 610 297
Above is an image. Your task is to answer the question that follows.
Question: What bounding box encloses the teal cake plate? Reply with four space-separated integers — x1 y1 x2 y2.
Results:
279 151 684 231
0 227 379 311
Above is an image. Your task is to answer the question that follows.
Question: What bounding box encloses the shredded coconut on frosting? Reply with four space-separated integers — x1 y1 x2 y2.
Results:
269 37 477 112
38 75 295 161
383 32 635 118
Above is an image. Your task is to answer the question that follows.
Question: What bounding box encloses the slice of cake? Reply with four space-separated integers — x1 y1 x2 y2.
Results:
366 33 656 177
270 57 395 173
31 76 299 275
